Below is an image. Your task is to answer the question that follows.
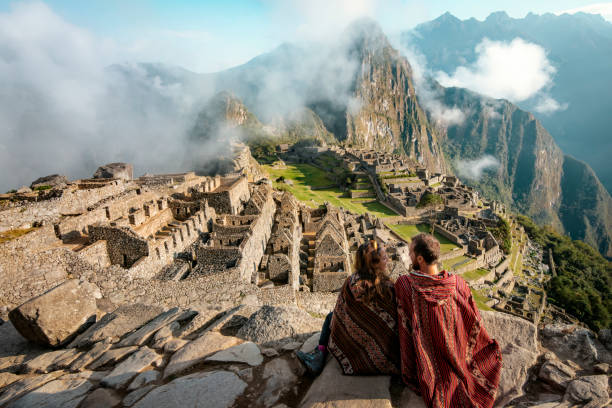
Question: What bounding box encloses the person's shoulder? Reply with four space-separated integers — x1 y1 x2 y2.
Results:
394 273 412 291
453 274 471 297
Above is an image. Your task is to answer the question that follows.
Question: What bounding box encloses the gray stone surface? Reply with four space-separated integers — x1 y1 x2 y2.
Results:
163 331 242 379
94 162 133 180
60 370 109 382
69 339 112 371
0 372 21 388
5 378 93 408
69 304 164 348
8 280 99 347
236 305 322 345
480 311 539 407
128 369 160 391
101 346 161 389
163 338 187 353
30 174 68 189
151 321 179 350
0 320 47 372
0 372 63 406
79 388 122 408
122 384 156 407
599 329 612 351
132 371 247 408
299 358 392 408
22 349 72 373
88 346 138 370
539 360 576 389
258 357 299 406
541 324 612 365
206 341 263 366
399 388 427 408
117 308 183 347
300 332 320 353
564 375 609 405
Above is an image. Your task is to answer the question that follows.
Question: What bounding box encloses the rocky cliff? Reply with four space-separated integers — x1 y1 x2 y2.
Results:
439 86 612 258
342 21 446 172
210 20 447 173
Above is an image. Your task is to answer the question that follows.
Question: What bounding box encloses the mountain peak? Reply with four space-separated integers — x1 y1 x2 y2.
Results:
486 11 510 22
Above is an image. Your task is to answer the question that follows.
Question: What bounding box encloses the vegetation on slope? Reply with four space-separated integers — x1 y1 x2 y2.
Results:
487 217 512 254
517 215 612 331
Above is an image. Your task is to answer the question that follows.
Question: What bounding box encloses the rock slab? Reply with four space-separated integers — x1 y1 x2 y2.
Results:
9 280 99 347
163 331 242 379
132 371 247 408
94 162 133 180
101 347 161 389
480 311 539 407
206 341 263 366
6 378 93 408
299 358 392 408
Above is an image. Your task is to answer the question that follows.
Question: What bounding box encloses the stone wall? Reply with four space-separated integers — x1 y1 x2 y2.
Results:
88 225 149 268
198 176 249 215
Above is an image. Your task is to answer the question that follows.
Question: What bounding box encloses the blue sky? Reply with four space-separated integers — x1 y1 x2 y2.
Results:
1 0 611 72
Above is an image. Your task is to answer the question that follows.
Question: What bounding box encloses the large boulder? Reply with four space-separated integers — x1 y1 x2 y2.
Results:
30 174 68 189
9 280 100 347
480 311 539 407
540 324 612 366
93 163 133 180
236 305 322 346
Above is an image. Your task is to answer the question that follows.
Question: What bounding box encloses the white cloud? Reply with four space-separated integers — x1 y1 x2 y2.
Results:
556 3 612 22
435 38 557 102
393 37 466 125
534 96 569 114
456 155 500 180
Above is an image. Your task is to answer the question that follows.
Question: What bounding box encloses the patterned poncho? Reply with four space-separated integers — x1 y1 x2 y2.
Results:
395 271 502 408
328 274 401 375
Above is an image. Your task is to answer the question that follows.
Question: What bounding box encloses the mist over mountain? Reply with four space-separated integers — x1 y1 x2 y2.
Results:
404 11 612 193
436 86 612 257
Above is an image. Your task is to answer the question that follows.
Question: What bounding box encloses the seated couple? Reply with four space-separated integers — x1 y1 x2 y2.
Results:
297 234 502 408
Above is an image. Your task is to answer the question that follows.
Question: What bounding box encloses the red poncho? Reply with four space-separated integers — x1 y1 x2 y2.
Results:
395 271 502 408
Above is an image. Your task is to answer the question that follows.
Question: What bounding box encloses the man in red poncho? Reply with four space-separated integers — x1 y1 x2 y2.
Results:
395 233 502 408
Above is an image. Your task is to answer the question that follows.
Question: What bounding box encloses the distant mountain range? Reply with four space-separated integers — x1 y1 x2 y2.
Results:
110 19 612 258
404 11 612 194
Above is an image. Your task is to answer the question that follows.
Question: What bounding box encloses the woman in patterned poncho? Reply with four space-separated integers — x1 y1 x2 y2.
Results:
395 233 502 408
297 239 401 376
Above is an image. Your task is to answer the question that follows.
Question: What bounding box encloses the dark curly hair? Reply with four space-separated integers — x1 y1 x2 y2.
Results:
410 233 440 264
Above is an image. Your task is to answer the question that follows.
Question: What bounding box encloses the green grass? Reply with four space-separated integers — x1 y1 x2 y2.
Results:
0 227 37 244
387 224 461 254
263 163 397 218
442 255 473 271
462 268 491 281
471 288 493 311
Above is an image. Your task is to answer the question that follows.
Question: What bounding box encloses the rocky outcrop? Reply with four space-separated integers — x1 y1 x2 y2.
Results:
480 310 539 406
93 162 133 180
236 305 322 346
30 174 68 189
1 298 610 408
540 324 612 366
8 280 100 347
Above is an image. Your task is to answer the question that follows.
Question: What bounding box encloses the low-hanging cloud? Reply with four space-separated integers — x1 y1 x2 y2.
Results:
393 35 466 126
456 155 500 181
0 2 215 192
435 38 565 112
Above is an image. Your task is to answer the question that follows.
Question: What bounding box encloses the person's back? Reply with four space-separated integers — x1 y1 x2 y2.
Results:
298 240 400 376
395 233 501 408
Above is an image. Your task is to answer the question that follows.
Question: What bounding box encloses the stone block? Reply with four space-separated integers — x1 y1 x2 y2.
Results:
312 271 350 292
9 280 99 347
